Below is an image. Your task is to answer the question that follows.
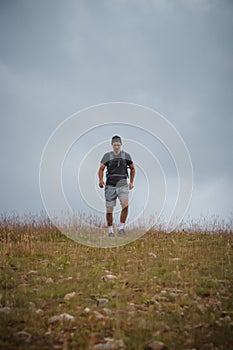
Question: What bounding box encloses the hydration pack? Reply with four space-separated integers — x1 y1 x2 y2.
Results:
106 150 129 180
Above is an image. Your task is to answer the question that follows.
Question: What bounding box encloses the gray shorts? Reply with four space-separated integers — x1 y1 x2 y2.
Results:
104 184 129 207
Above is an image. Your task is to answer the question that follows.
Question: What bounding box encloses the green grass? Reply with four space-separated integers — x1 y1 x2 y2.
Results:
0 213 233 349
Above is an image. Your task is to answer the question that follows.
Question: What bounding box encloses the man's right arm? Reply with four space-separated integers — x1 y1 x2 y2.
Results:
98 163 106 188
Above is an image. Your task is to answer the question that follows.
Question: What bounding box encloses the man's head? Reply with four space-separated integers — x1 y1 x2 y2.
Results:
111 135 122 154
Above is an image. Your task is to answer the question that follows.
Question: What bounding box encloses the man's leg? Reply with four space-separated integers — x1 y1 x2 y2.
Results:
106 206 114 236
106 205 114 226
117 184 129 234
104 185 117 236
117 199 128 235
120 199 128 224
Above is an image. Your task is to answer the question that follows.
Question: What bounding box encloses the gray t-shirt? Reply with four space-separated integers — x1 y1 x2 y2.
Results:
100 150 133 186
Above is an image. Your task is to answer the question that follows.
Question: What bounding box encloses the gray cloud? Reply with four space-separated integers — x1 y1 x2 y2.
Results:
0 0 232 221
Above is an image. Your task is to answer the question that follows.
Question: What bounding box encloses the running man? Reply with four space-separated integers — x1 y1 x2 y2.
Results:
98 135 135 237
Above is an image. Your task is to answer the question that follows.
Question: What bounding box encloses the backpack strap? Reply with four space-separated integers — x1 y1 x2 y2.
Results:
109 151 114 161
106 151 114 178
121 150 129 178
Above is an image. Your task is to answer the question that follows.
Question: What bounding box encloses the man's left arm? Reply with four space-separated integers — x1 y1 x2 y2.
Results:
128 163 135 189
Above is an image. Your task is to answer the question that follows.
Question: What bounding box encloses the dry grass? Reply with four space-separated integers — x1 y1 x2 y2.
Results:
0 212 233 350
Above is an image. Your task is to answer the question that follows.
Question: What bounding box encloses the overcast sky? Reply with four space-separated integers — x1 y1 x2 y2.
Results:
0 0 233 225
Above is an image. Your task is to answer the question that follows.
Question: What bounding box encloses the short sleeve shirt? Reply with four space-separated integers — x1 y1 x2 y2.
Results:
100 150 133 186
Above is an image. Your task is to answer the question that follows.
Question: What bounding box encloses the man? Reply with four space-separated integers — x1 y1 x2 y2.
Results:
98 135 135 237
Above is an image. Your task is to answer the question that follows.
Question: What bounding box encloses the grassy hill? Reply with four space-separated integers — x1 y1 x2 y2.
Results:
0 213 232 349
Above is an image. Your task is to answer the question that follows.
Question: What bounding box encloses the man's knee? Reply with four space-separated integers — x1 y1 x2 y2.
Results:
106 206 114 213
120 200 128 209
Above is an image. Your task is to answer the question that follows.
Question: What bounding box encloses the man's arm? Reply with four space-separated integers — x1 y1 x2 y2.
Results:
98 163 106 188
129 163 135 189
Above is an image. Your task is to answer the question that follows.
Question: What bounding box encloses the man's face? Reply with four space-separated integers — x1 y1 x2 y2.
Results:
112 141 122 153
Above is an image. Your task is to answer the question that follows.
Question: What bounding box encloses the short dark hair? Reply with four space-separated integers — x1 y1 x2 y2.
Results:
111 135 122 144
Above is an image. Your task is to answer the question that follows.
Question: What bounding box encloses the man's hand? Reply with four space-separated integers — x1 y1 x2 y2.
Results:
99 180 105 188
129 182 134 190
